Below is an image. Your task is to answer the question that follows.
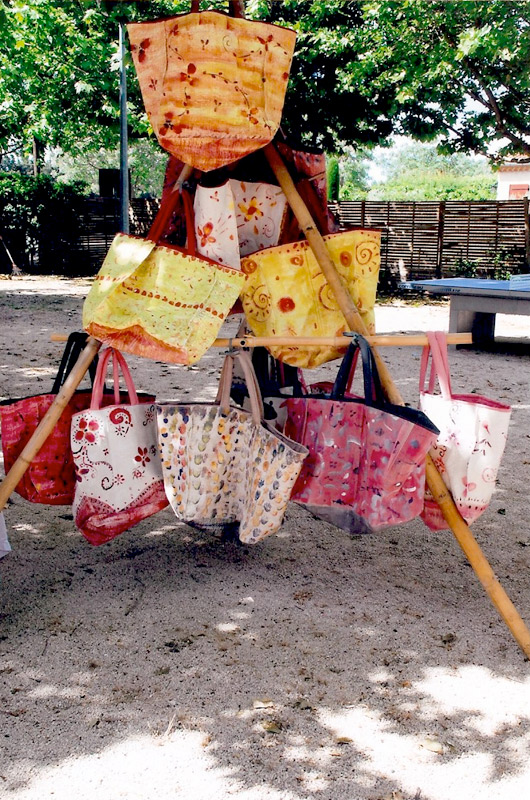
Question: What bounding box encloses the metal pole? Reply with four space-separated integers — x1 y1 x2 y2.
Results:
119 21 129 233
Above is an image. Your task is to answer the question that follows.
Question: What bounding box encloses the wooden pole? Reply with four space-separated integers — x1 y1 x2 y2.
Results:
0 337 101 513
51 333 474 348
264 142 530 659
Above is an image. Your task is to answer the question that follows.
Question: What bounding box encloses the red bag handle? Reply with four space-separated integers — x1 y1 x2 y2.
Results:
146 186 198 258
90 348 139 410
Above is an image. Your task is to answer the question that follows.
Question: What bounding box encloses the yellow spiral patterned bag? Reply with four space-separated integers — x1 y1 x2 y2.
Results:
240 229 381 368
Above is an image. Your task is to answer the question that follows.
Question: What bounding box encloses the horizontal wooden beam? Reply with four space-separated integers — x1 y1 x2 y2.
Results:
50 332 473 348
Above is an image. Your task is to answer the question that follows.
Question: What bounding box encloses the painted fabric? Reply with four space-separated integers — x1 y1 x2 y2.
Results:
194 182 240 269
156 351 307 544
127 11 296 171
0 333 98 505
71 349 168 546
231 179 288 255
276 142 339 239
83 192 246 365
193 180 288 269
240 229 381 368
284 336 440 534
419 331 511 530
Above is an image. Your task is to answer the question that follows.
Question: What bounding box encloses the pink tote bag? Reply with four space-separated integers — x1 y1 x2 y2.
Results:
419 331 511 530
285 335 440 534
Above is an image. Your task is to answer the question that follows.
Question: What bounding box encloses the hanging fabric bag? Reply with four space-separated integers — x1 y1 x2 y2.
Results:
127 2 296 172
193 178 288 269
193 180 241 269
284 335 440 534
240 228 381 368
71 348 168 546
156 350 307 544
0 333 100 505
83 188 246 364
419 331 511 530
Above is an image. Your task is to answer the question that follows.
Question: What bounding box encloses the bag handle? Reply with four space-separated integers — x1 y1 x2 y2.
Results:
419 331 453 399
147 187 198 258
90 348 139 410
51 332 98 394
190 1 246 17
330 335 383 404
217 350 264 425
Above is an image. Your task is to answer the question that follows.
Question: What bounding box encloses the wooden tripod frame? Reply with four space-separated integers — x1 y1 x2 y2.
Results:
0 144 529 659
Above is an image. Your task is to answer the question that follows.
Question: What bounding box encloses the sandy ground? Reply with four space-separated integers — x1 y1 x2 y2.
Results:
0 276 529 800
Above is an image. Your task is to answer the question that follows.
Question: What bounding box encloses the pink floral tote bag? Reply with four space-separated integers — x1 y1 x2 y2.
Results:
419 331 512 530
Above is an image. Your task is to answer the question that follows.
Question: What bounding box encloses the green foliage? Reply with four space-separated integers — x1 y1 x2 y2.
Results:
326 157 340 201
49 139 168 197
1 0 529 169
351 0 530 160
0 173 91 274
369 171 496 200
338 147 371 199
454 249 525 280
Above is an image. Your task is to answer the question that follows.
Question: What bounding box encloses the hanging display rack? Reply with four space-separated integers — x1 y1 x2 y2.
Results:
0 0 528 658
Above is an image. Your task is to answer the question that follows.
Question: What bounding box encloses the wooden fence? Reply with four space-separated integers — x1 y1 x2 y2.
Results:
1 196 528 280
328 199 530 280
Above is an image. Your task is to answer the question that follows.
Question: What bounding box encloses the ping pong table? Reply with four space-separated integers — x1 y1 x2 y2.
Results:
399 278 530 343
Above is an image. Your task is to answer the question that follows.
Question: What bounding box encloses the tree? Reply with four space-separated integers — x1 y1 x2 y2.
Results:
348 0 530 161
365 141 496 200
326 157 340 201
0 0 190 167
338 147 372 200
1 0 529 171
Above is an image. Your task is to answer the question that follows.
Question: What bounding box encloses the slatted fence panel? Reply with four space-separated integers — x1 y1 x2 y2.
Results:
2 195 526 278
330 199 528 280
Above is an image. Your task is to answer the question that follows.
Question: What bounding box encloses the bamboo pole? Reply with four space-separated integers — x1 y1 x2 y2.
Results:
0 337 101 513
264 142 530 659
50 333 474 348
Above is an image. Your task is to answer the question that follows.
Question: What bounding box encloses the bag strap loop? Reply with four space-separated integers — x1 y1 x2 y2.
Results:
217 350 263 424
419 331 452 399
331 334 382 404
51 332 98 394
90 348 139 410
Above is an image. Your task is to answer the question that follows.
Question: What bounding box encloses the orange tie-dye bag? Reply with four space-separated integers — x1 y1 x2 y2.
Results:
127 3 296 172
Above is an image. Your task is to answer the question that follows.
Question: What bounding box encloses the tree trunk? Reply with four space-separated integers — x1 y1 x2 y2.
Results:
32 137 44 176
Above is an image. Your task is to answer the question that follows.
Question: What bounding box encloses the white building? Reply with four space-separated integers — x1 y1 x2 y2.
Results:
496 157 530 200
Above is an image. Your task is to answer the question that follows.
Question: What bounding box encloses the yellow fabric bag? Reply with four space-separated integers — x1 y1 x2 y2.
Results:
83 191 246 365
127 4 296 172
240 229 381 368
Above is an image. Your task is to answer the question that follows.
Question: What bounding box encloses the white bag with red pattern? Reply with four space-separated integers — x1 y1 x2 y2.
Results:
71 348 168 545
419 331 511 530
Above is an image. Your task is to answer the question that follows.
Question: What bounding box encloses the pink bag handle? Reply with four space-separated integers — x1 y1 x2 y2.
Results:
90 348 139 410
419 331 453 399
216 351 264 425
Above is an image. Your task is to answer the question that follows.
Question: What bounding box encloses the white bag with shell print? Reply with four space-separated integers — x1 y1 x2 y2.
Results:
156 350 307 544
419 331 511 530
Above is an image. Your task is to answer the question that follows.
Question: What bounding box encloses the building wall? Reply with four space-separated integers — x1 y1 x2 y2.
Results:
496 168 530 200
